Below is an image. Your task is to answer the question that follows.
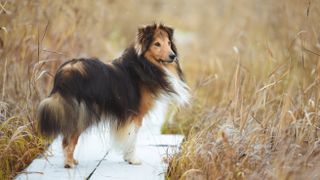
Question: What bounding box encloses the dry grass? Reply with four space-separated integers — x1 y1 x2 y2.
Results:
0 0 181 178
164 0 320 179
1 0 320 179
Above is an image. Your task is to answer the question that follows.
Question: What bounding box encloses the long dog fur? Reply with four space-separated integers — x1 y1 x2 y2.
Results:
37 23 190 167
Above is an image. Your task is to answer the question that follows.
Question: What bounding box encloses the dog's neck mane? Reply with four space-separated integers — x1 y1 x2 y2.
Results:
112 46 174 96
112 45 190 105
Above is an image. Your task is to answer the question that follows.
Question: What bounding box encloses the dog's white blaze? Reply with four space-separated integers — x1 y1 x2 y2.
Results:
164 69 191 105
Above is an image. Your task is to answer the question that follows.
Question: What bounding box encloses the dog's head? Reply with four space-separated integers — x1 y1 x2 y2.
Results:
135 23 178 65
135 23 190 105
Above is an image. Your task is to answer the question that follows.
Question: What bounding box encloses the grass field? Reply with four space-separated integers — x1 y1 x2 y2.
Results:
1 0 320 179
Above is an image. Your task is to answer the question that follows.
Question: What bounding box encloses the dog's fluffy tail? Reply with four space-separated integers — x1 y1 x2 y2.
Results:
37 94 66 137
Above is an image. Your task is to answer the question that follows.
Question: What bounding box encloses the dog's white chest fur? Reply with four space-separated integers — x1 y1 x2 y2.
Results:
164 69 191 105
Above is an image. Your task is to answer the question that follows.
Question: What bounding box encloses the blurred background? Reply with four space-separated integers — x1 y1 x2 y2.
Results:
1 0 320 179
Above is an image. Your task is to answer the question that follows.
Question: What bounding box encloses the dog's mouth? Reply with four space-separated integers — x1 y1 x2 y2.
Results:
158 58 176 65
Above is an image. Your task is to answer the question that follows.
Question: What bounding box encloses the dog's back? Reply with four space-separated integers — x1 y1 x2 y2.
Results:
38 58 143 137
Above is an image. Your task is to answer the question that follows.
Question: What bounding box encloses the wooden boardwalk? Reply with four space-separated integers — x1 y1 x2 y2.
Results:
16 105 183 180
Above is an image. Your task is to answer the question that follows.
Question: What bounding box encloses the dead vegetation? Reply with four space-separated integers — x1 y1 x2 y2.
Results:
0 0 320 179
164 0 320 179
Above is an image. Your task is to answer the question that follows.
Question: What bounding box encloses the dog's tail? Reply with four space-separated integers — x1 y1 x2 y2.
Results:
37 94 66 137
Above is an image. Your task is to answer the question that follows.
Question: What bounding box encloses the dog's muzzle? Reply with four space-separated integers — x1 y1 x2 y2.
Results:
159 52 177 64
159 59 174 64
159 57 177 64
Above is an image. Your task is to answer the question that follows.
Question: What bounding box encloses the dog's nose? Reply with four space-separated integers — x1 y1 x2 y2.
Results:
169 53 176 60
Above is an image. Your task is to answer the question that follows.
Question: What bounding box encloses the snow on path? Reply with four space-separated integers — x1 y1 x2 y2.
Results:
16 103 183 180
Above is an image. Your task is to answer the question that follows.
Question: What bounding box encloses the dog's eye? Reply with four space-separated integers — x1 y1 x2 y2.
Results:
154 42 161 47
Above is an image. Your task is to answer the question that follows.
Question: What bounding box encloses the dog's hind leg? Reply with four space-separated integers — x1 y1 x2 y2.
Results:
62 132 80 168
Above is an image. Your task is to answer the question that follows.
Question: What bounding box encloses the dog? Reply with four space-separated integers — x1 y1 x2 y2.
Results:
37 23 190 168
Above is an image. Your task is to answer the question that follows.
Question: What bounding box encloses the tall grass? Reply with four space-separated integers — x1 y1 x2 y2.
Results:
164 0 320 179
0 0 179 178
0 1 135 178
1 0 320 179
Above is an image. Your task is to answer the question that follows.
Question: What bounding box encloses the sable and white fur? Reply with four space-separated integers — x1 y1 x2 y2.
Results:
37 23 190 168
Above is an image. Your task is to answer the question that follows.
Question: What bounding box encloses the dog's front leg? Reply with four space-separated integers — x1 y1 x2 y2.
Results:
123 123 141 165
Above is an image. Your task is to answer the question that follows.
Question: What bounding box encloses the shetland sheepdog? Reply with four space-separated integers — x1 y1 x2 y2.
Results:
37 23 190 168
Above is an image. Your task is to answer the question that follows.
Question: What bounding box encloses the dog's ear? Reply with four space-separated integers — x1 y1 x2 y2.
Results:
159 24 174 39
135 25 155 56
161 25 178 56
163 26 174 39
135 27 144 55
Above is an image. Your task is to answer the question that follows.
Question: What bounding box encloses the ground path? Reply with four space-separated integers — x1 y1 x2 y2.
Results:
16 104 183 180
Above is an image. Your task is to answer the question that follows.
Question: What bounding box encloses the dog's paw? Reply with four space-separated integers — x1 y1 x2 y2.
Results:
64 163 75 168
64 159 78 168
124 154 142 165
